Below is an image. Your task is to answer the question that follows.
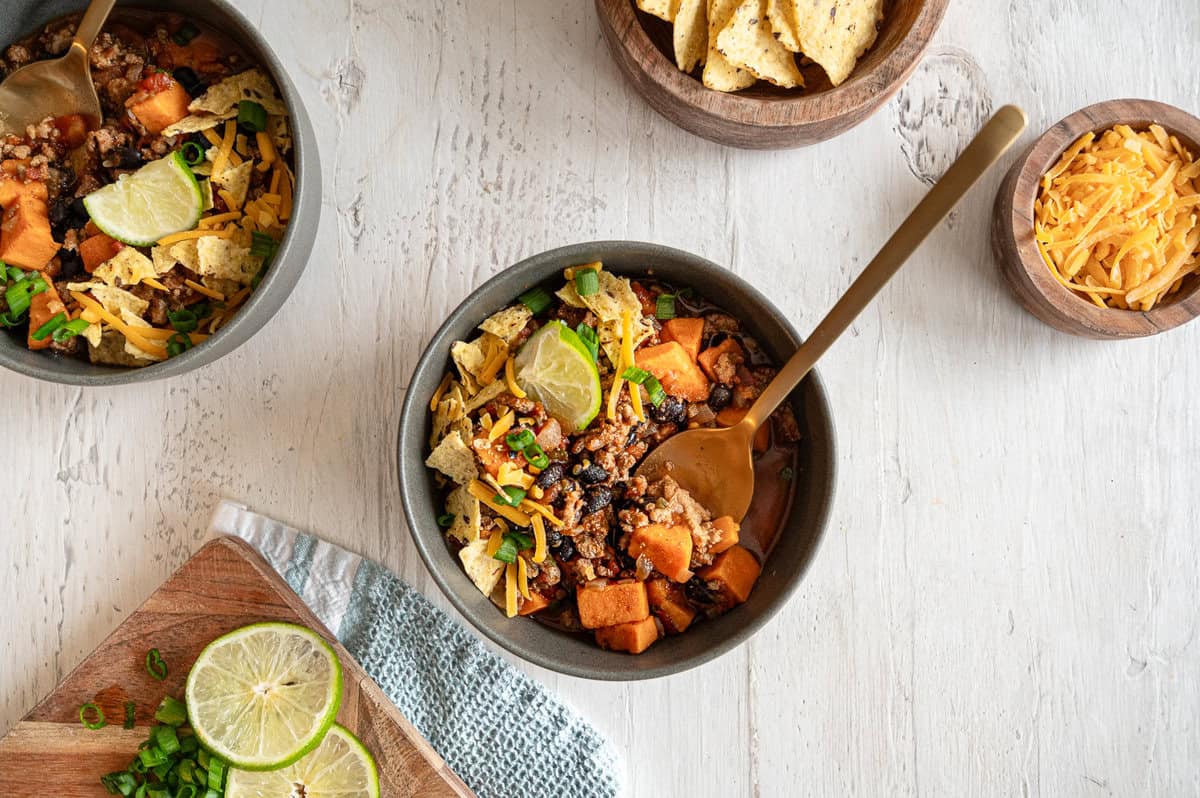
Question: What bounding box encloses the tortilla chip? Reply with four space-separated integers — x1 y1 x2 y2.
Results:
168 240 201 272
451 339 486 386
93 247 158 287
703 0 756 91
674 0 709 72
150 246 176 275
161 112 234 138
464 379 506 414
117 309 163 361
425 431 478 486
478 306 532 344
458 538 505 597
637 0 679 21
788 0 883 86
88 285 149 318
212 160 253 210
558 272 654 366
189 69 288 117
445 486 483 544
196 237 259 284
765 0 802 53
81 321 102 348
266 115 292 155
718 0 804 88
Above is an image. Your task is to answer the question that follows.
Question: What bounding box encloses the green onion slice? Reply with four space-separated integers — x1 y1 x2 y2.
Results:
5 282 31 317
31 311 67 341
655 294 676 320
237 100 268 133
575 323 599 362
145 648 168 681
53 318 91 343
620 366 653 384
644 375 666 407
80 702 106 730
574 269 599 297
206 756 227 790
507 530 534 550
492 536 518 564
154 695 188 727
492 486 526 507
523 443 550 470
250 231 279 260
179 141 205 167
504 429 535 452
437 513 455 528
518 287 552 315
153 724 181 756
124 700 137 729
166 333 193 359
0 311 22 328
167 309 199 333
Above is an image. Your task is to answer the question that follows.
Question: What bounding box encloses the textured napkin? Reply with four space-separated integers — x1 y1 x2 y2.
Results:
208 500 621 798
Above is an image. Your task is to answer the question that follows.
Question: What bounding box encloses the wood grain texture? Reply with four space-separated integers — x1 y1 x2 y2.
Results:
992 99 1200 338
2 1 1199 796
0 537 472 797
595 0 949 148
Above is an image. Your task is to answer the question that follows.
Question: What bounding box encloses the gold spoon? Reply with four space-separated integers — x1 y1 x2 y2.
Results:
637 105 1028 522
0 0 117 136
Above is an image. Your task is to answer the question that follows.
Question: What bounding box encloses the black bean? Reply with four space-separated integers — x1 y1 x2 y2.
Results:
550 535 576 561
625 426 640 448
707 331 729 348
708 385 733 411
535 462 565 489
58 250 84 280
48 199 72 229
651 396 687 425
546 529 564 549
173 67 207 96
684 576 717 606
68 197 90 227
575 463 608 485
109 147 144 170
581 486 612 516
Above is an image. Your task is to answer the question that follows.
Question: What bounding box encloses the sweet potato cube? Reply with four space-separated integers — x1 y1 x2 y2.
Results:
710 516 740 555
697 338 745 383
634 341 710 402
594 617 659 654
628 523 693 582
0 196 59 271
79 233 123 274
128 81 192 134
576 580 649 629
716 406 770 452
646 579 696 634
0 175 47 207
518 590 552 616
661 317 705 362
26 278 65 351
697 545 762 606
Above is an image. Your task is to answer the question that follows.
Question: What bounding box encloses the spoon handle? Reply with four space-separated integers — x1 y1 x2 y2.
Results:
741 104 1028 433
73 0 118 51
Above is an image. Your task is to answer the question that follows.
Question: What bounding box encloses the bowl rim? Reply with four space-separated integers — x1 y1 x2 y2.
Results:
594 0 950 128
0 0 317 385
996 98 1200 339
398 240 837 680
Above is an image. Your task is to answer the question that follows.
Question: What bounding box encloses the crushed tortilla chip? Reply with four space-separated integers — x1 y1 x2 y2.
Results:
87 284 149 319
266 115 292 154
718 0 804 88
478 305 532 344
212 160 253 210
196 236 260 284
464 379 506 414
425 431 478 486
459 538 504 597
788 0 883 86
168 239 201 272
189 69 288 117
93 248 159 287
161 112 234 138
445 486 483 544
558 272 653 366
119 309 164 361
450 339 487 393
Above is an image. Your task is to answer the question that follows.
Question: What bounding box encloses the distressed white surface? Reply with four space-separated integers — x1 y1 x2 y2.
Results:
4 1 1200 796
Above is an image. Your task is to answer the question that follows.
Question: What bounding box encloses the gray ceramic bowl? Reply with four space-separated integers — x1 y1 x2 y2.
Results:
398 241 836 680
0 0 319 385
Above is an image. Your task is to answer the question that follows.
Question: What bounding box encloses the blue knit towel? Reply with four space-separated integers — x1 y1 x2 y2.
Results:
209 500 621 798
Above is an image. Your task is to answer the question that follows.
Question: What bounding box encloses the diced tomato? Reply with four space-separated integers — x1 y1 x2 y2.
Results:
137 71 176 96
631 281 657 317
535 418 562 452
52 115 88 148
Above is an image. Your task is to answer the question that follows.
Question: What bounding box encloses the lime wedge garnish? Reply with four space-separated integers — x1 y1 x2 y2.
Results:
515 321 603 431
226 724 380 798
184 622 343 771
83 151 203 246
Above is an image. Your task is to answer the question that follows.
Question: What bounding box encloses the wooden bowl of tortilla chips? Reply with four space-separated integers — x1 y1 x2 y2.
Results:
596 0 948 149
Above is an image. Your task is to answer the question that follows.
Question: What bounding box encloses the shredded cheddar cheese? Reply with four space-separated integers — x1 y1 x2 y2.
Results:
141 277 168 292
429 373 453 412
505 562 518 617
70 292 167 358
184 280 226 301
256 131 277 171
516 557 531 600
488 409 515 442
621 310 645 422
504 356 527 399
156 229 231 247
486 531 504 558
519 498 564 528
198 212 242 228
467 480 532 526
497 462 534 489
531 514 547 563
1036 124 1200 310
212 120 236 178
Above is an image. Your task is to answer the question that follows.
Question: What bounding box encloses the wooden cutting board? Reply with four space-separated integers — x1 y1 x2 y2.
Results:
0 536 474 797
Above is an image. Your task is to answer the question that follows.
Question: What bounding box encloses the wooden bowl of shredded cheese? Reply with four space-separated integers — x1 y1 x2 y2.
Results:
992 99 1200 338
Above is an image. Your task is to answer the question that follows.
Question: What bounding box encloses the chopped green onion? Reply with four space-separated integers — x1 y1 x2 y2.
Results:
53 318 91 343
80 702 107 730
504 429 535 452
574 269 599 297
145 648 168 681
5 282 31 317
172 22 200 46
167 309 198 333
237 100 268 133
154 696 188 727
507 530 534 550
644 375 666 407
492 486 526 507
575 323 599 362
0 311 22 328
437 513 455 528
620 366 653 385
523 443 550 470
205 756 226 790
175 786 198 798
655 294 676 320
153 724 181 756
5 264 24 282
492 536 518 564
166 333 193 358
101 771 139 795
138 746 168 769
190 302 212 319
179 141 205 167
124 701 137 730
28 275 47 295
178 734 199 755
518 287 552 314
31 311 67 341
250 231 279 260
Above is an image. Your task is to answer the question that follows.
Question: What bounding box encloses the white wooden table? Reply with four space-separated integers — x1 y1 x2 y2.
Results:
5 2 1199 795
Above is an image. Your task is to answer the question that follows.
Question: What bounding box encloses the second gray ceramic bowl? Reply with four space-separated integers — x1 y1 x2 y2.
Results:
398 241 836 680
0 0 320 385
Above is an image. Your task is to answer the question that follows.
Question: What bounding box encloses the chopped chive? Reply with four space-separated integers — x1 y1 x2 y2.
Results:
437 513 455 528
492 486 526 507
5 282 31 317
31 311 67 341
172 21 200 45
153 724 181 756
237 100 268 133
205 756 226 790
53 318 91 343
145 648 168 681
167 309 199 333
574 269 599 297
504 429 535 452
492 536 518 564
575 323 599 361
154 695 188 727
644 375 666 407
80 702 106 730
138 745 168 769
523 443 550 470
655 294 676 320
518 287 552 314
124 700 137 729
620 366 653 385
250 231 278 260
507 530 534 550
179 141 205 167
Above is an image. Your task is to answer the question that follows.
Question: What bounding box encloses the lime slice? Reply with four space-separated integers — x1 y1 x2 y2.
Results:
83 151 203 246
226 724 380 798
514 321 602 431
185 622 343 771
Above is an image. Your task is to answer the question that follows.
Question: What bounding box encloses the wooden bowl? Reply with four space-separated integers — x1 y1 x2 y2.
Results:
595 0 949 149
992 99 1200 339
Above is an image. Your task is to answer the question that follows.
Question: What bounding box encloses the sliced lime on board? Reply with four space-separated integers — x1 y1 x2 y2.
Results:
514 320 603 431
184 622 343 771
225 723 381 798
83 151 203 246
